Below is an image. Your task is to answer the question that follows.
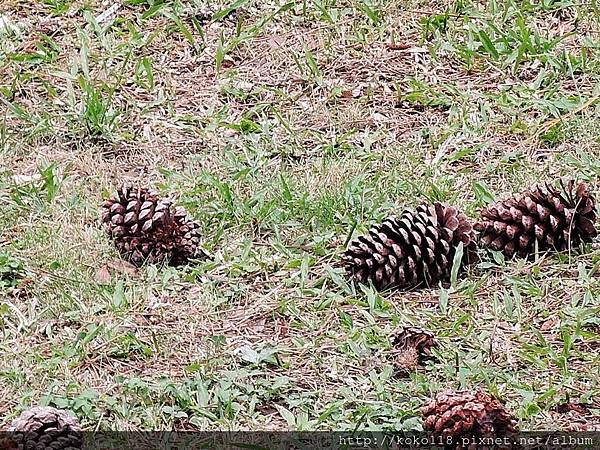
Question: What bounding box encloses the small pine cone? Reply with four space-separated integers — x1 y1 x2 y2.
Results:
394 346 419 374
343 202 476 290
475 181 597 258
101 184 203 267
392 326 437 374
7 407 82 450
422 389 517 447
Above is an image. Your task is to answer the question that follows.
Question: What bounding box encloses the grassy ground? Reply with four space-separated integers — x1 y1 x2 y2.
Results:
1 0 600 432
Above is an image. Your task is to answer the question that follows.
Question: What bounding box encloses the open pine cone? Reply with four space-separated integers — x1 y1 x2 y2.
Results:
392 326 437 374
422 389 517 447
6 407 82 450
475 181 597 258
343 202 476 290
102 184 203 267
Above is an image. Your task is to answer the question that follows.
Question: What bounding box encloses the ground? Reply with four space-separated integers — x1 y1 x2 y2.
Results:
0 0 599 432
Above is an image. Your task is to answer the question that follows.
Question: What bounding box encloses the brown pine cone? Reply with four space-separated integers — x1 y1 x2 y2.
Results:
6 407 82 450
422 389 517 448
101 184 203 267
392 326 437 374
343 202 477 290
475 180 597 258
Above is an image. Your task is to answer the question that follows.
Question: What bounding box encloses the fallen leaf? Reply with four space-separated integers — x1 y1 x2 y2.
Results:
146 292 171 310
235 345 261 365
94 3 121 25
351 85 365 98
277 319 289 338
107 258 138 277
221 58 234 69
267 35 286 49
12 173 42 184
95 265 112 284
12 277 34 298
540 315 560 331
386 43 411 50
339 89 353 99
556 403 591 415
406 46 428 53
16 277 33 290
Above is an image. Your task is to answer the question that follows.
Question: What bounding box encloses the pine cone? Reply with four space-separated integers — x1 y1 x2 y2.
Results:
343 202 476 290
6 407 82 450
101 184 203 267
422 389 517 447
475 181 597 258
392 326 437 374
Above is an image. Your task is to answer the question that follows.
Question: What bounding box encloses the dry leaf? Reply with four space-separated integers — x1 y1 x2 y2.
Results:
276 319 289 338
95 3 121 25
406 46 428 53
221 57 234 69
107 258 138 277
386 43 411 50
540 315 560 331
267 35 286 49
556 403 591 415
12 173 42 184
95 265 112 284
351 85 364 98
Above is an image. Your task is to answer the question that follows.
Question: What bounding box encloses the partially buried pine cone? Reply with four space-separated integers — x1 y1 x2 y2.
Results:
342 202 476 290
391 326 437 374
102 184 202 267
6 406 82 450
475 181 597 258
422 389 517 446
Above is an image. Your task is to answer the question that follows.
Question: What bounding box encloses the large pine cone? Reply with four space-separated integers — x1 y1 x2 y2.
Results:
475 181 597 258
342 202 476 290
392 326 437 374
101 184 202 267
6 407 82 450
422 389 517 446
